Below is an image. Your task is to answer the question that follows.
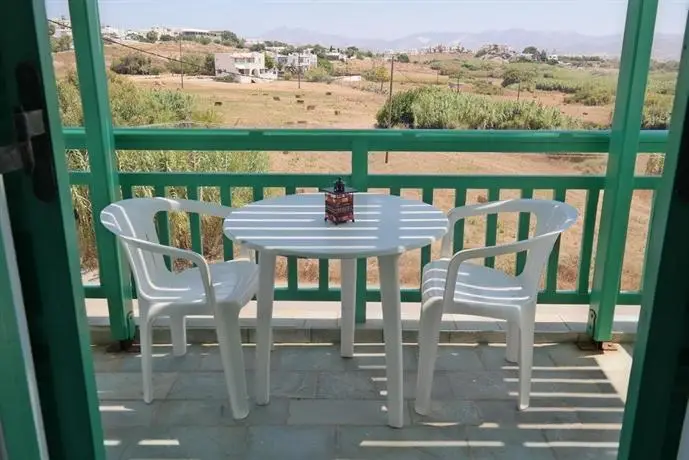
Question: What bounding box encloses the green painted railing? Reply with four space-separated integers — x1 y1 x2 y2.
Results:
66 128 666 321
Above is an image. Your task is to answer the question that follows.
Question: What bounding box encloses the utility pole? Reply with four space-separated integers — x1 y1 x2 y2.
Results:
436 70 439 85
456 74 460 93
298 64 301 89
385 55 395 164
179 36 184 89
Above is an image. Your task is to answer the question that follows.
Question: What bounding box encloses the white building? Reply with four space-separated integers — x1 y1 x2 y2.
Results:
215 52 266 77
325 51 347 62
179 28 219 38
100 25 126 39
276 52 318 71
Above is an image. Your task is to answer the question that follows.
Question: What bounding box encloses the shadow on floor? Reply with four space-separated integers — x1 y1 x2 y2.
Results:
94 342 631 459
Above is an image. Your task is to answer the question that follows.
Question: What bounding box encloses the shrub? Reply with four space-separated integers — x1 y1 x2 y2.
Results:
501 65 537 88
471 80 503 95
363 66 390 82
110 53 163 75
160 34 175 41
58 71 268 268
165 53 215 76
534 79 581 94
145 30 158 43
564 84 614 106
397 53 410 63
376 86 576 130
642 93 672 129
51 35 72 52
305 66 332 82
214 74 238 83
316 57 333 74
198 36 211 45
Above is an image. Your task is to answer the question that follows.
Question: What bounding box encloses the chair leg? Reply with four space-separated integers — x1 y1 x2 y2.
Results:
140 319 154 404
506 320 519 364
170 313 187 357
414 299 444 416
518 319 535 411
216 309 249 420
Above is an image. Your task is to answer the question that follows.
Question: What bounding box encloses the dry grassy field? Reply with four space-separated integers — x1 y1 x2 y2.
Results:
57 46 660 294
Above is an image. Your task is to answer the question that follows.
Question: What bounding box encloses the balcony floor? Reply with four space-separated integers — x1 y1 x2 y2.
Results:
96 342 631 459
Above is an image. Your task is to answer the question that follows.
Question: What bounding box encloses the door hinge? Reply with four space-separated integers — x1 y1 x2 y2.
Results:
0 108 44 175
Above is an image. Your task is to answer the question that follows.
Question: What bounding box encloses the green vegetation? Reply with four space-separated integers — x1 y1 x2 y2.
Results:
58 71 268 266
316 57 334 74
397 53 410 63
265 53 276 69
642 93 672 129
471 80 503 95
564 84 614 106
145 30 158 43
363 66 390 83
51 35 72 52
165 53 215 76
534 79 581 94
305 66 333 83
110 53 164 75
377 87 576 130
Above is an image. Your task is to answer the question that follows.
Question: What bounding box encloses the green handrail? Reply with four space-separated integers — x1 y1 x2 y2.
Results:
66 127 667 330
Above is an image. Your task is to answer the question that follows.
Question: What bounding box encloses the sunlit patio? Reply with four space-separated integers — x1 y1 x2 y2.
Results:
97 342 630 460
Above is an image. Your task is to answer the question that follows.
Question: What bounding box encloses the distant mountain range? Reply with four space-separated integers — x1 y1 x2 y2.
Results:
262 27 683 59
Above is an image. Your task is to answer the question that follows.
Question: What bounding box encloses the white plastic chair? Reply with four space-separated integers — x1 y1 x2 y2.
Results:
414 199 578 413
100 197 259 419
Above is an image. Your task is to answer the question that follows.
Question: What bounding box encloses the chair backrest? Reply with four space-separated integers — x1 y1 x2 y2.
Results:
100 198 182 299
508 199 578 293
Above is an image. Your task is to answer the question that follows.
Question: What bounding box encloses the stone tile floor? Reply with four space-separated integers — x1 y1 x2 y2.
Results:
95 342 633 459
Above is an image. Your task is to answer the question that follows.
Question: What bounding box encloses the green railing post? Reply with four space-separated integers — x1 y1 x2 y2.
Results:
618 14 689 457
68 0 135 344
587 0 658 343
0 0 106 457
351 140 368 323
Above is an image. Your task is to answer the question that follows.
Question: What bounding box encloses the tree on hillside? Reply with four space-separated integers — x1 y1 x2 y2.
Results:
522 46 539 55
345 46 359 57
160 34 175 41
145 30 158 43
221 30 239 43
111 53 163 75
317 57 333 74
264 53 276 69
312 44 326 58
501 65 537 100
397 53 410 63
198 36 211 45
203 54 215 75
51 35 72 52
249 43 265 52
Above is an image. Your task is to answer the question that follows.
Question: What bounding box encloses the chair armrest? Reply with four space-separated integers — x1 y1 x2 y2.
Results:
119 235 215 304
441 236 549 305
157 197 234 220
155 198 255 261
441 201 533 258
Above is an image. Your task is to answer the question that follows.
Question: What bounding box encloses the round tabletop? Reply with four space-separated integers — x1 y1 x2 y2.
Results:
223 193 449 259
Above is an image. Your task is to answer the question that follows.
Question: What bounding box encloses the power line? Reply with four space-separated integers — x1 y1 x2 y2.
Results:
48 19 278 81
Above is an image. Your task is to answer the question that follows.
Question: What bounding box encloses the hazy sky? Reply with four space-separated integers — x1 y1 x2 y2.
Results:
46 0 689 38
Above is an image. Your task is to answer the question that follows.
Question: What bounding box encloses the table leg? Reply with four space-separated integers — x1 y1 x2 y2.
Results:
378 254 404 428
340 258 356 358
256 251 276 406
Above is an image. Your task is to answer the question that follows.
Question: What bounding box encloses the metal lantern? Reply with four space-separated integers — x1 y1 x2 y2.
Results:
321 177 356 225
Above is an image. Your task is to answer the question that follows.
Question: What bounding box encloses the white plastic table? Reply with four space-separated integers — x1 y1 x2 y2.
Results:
223 193 448 427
